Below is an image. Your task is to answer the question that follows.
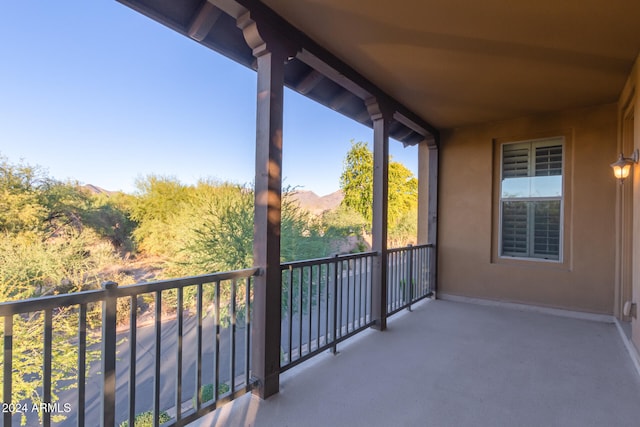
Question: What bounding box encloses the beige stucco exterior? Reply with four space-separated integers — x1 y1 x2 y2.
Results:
437 103 618 314
620 55 640 352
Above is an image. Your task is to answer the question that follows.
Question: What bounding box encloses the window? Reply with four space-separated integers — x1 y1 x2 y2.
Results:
500 138 563 261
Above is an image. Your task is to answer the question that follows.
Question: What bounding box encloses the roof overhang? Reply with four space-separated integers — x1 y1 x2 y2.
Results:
116 0 439 147
116 0 640 143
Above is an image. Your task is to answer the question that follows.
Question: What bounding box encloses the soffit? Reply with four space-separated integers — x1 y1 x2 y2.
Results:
117 0 439 145
262 0 640 128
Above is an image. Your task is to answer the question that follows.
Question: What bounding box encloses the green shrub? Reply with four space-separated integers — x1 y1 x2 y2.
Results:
192 382 231 408
119 410 171 427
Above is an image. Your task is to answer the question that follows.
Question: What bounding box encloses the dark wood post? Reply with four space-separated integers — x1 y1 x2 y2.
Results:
366 98 393 331
418 141 439 294
101 281 118 427
238 11 295 399
427 146 438 294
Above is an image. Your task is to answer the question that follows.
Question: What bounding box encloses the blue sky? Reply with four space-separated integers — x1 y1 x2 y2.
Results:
0 0 417 196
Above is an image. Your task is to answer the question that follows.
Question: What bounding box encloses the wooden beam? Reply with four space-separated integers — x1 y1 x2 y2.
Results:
392 125 415 142
355 109 372 123
209 0 248 19
295 69 323 95
393 112 439 147
188 2 222 41
297 49 372 100
329 90 353 111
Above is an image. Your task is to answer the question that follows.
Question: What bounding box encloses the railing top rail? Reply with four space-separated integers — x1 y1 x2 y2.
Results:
387 243 433 253
0 289 106 316
0 267 260 316
113 267 260 298
280 251 377 269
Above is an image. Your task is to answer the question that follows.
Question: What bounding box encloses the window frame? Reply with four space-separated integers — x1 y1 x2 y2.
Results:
498 137 565 263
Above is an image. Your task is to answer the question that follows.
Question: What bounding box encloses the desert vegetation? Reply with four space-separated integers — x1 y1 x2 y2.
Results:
0 142 417 422
1 142 417 303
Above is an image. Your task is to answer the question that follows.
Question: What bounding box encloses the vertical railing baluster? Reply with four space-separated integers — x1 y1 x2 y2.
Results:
231 279 237 394
4 315 13 427
422 247 426 294
389 252 394 312
153 290 162 427
422 247 427 296
408 246 414 310
401 251 405 305
358 258 366 327
343 260 353 334
245 277 251 387
416 247 421 296
297 267 303 360
356 258 361 328
418 247 422 296
324 263 330 346
331 255 339 354
77 304 87 427
307 266 312 354
287 266 293 365
427 246 432 293
387 253 391 312
369 255 373 319
338 260 344 338
403 251 407 306
315 265 321 351
195 284 203 411
101 281 118 427
419 247 424 296
352 259 356 329
176 287 183 420
43 308 52 427
394 251 398 308
398 252 401 308
214 281 221 402
364 257 369 323
128 296 137 427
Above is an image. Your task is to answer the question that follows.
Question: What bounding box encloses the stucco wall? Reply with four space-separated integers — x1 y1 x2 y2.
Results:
628 57 640 351
437 104 618 314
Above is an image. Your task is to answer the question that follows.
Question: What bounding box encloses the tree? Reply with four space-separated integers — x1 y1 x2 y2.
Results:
129 175 193 256
81 192 137 254
176 184 255 274
173 184 333 276
318 205 369 252
339 141 374 223
339 141 418 246
0 155 109 424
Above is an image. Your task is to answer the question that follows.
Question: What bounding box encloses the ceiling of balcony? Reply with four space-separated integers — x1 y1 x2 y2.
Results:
262 0 640 129
118 0 640 134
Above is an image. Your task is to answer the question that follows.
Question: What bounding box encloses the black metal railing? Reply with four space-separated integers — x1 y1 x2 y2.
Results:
0 244 433 426
279 244 433 372
279 252 376 372
0 268 258 427
387 244 433 316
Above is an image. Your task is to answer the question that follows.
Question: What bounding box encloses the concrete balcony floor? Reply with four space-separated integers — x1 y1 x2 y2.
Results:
189 299 640 427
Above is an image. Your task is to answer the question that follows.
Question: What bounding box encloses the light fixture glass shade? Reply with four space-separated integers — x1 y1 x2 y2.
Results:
611 155 632 180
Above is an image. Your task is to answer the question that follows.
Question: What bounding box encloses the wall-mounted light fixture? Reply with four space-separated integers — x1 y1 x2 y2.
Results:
610 149 639 183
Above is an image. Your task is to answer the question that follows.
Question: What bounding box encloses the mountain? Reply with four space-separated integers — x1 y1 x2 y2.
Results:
81 184 116 196
289 190 343 214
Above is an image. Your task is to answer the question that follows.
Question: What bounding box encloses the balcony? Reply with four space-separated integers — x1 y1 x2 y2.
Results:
0 245 433 426
3 242 640 426
191 298 640 427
